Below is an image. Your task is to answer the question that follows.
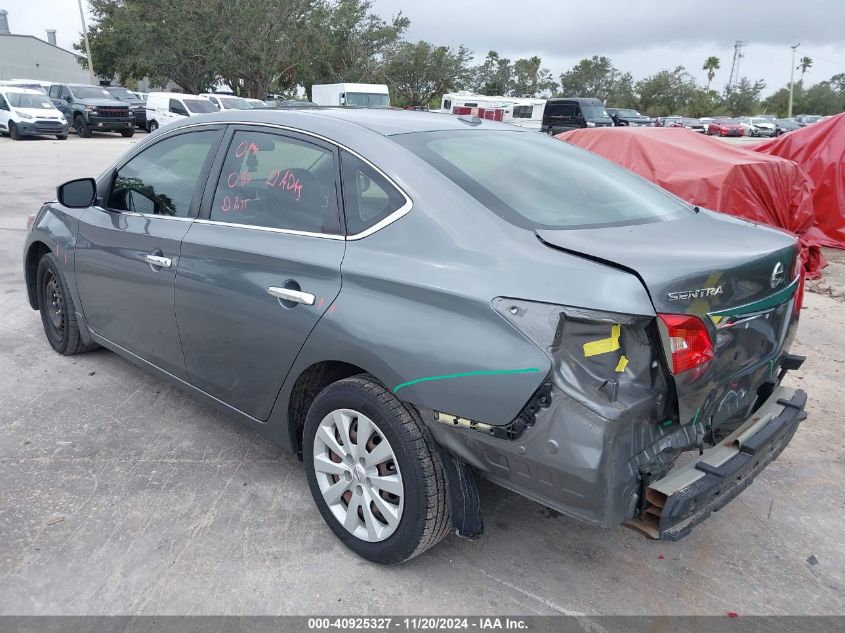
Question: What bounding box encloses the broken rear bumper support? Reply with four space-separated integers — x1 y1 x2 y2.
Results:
627 386 807 541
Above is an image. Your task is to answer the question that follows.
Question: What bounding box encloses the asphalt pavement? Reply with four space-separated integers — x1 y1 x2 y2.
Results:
1 132 843 616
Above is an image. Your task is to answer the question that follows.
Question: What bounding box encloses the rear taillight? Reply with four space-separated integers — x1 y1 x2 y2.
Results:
658 314 714 374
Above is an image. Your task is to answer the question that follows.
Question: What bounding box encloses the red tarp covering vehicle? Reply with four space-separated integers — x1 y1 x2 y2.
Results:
751 113 845 251
556 127 824 277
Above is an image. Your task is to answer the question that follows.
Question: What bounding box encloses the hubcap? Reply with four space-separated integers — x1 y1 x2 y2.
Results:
313 409 404 542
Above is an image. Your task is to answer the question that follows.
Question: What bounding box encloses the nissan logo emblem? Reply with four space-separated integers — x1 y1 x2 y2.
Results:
770 262 785 288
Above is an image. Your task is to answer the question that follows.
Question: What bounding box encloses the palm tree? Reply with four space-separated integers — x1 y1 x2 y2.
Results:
703 56 720 91
798 56 813 82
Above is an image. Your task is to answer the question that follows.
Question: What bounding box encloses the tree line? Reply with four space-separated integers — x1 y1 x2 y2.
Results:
80 0 845 117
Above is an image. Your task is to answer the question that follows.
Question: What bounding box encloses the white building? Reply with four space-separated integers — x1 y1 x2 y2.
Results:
0 9 91 84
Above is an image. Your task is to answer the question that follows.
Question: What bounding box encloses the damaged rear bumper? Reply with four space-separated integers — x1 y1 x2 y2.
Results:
627 386 807 541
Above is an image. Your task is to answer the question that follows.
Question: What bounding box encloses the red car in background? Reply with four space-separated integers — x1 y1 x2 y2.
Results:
706 117 745 137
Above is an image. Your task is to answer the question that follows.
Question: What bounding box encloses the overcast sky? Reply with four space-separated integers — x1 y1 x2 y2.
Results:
3 0 844 94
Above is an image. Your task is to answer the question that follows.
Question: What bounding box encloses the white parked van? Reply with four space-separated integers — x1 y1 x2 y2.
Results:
145 92 217 132
198 93 253 111
0 86 68 140
311 83 390 108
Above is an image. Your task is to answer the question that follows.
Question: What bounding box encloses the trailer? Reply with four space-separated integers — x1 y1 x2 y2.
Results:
439 91 546 130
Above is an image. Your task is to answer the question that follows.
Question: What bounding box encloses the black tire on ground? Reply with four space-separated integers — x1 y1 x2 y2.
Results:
9 122 20 140
75 115 92 138
148 120 158 132
120 128 135 138
56 134 68 140
303 376 451 565
36 252 98 355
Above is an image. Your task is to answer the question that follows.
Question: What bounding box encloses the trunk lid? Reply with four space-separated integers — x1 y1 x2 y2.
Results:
537 210 801 429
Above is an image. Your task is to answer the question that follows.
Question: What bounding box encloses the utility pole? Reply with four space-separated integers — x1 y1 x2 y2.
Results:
788 43 800 118
726 40 746 90
77 0 96 85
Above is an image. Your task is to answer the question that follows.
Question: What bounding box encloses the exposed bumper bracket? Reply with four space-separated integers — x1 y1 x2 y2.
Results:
626 386 806 541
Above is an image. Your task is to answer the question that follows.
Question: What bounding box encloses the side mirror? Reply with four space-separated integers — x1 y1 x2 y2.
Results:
64 95 72 103
57 178 97 208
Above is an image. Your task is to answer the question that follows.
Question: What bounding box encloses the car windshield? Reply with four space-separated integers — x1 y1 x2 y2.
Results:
681 118 701 125
184 99 218 113
345 92 390 108
581 104 610 119
717 118 739 124
6 92 54 109
71 86 113 99
616 109 642 117
395 130 690 230
219 97 251 109
247 100 268 108
106 87 139 100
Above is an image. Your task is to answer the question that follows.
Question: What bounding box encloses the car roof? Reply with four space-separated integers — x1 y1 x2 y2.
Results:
171 107 526 137
0 86 45 95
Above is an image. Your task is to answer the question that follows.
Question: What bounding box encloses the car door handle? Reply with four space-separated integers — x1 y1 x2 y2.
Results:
144 254 172 269
267 286 315 306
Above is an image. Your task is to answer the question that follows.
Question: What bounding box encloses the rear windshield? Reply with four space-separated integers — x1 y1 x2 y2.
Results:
394 130 690 230
716 118 739 124
6 92 54 109
184 99 218 113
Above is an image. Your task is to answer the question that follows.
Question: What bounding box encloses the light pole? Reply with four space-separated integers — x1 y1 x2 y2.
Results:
77 0 96 85
788 42 800 118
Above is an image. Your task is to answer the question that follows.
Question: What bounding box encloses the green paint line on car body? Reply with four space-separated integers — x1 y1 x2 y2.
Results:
393 368 542 394
708 280 798 318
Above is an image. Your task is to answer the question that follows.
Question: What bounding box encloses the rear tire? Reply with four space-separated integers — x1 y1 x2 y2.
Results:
148 120 158 132
74 115 92 138
9 122 20 140
303 376 450 564
36 253 98 355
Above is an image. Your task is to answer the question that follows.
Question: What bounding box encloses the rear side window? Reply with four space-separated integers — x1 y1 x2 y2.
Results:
110 130 218 217
209 130 341 234
394 130 690 230
340 151 407 236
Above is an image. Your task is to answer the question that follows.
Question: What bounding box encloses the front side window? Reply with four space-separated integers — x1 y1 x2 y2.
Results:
581 104 610 119
209 130 340 234
340 151 407 235
169 99 187 115
0 95 8 110
394 130 690 230
109 130 218 217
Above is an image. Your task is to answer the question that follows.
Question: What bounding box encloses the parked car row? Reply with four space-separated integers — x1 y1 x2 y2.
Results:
0 80 275 140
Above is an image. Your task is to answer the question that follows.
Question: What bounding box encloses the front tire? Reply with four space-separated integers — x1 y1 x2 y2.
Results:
74 115 92 138
9 122 20 140
147 120 158 133
36 253 97 355
120 128 135 138
303 376 450 564
56 134 68 140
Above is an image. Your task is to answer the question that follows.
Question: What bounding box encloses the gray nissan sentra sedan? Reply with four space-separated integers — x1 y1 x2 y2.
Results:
24 108 807 564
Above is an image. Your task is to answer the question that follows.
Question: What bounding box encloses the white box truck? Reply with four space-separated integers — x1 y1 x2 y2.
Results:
311 83 390 108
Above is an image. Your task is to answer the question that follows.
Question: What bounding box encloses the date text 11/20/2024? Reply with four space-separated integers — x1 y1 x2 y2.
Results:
308 617 529 630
